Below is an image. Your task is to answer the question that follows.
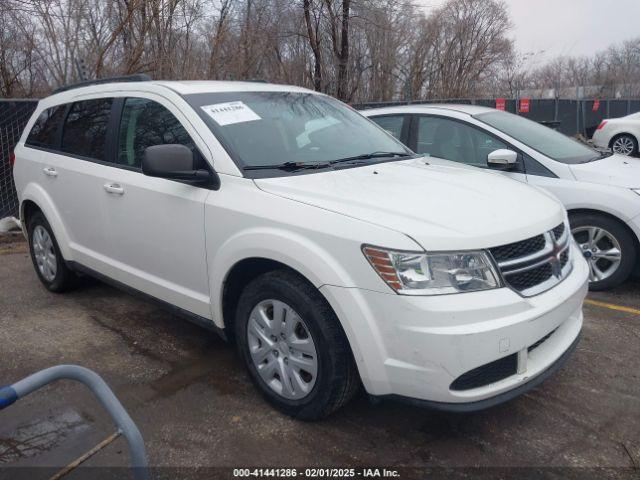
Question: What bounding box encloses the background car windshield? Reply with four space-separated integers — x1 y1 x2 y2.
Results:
476 111 598 164
185 91 408 169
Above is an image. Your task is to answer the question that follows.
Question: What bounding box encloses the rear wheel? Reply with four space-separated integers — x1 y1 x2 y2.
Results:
235 270 359 420
610 134 638 156
570 212 637 291
27 211 77 292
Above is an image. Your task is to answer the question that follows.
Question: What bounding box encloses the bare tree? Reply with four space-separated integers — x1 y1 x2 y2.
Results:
3 0 639 102
303 0 324 91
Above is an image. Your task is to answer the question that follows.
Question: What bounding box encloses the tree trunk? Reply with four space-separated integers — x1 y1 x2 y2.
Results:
335 0 350 101
303 0 323 91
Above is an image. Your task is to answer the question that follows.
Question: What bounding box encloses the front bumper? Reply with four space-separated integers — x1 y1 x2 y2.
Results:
320 243 589 406
376 332 581 412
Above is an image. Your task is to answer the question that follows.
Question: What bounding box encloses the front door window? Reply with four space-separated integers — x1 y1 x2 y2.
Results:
416 116 509 168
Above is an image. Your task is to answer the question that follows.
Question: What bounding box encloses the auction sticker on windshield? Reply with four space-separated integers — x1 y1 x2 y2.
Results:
201 101 261 126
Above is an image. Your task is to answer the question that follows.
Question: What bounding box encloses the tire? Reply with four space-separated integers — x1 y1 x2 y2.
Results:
569 212 637 291
27 211 77 292
610 134 638 156
235 270 359 420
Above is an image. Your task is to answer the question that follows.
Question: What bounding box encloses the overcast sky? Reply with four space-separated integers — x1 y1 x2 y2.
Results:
416 0 638 65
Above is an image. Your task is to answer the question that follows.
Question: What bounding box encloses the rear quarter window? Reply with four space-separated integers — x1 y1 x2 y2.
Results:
25 106 66 149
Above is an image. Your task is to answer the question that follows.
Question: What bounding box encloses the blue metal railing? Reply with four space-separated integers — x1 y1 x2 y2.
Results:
0 365 149 480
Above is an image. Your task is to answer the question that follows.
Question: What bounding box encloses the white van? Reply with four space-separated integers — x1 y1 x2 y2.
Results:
12 77 589 419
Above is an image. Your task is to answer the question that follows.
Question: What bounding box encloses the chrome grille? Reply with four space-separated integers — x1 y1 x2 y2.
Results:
490 235 546 262
552 223 565 241
489 223 573 297
508 263 553 291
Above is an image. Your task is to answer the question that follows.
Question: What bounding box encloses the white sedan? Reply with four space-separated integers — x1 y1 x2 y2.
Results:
592 112 640 156
363 104 640 290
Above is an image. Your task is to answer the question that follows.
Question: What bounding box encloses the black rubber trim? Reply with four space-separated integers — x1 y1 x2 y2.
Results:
373 332 581 413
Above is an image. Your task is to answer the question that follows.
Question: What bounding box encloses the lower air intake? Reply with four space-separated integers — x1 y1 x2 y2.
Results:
450 354 518 391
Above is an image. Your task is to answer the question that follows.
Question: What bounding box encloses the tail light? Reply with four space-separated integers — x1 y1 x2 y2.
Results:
9 152 16 167
596 121 607 130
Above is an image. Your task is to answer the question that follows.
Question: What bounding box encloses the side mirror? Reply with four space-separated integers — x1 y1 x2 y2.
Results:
142 144 216 187
487 149 518 170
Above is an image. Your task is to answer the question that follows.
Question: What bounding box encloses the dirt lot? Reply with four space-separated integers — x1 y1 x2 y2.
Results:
0 235 639 479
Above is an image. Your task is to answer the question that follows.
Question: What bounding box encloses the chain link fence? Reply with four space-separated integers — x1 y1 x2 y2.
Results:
355 98 640 138
0 100 38 219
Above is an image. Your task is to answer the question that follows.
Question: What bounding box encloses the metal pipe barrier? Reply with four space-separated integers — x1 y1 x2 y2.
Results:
0 364 149 480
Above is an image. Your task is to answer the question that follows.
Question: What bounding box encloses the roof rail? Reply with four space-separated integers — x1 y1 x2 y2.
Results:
52 74 152 94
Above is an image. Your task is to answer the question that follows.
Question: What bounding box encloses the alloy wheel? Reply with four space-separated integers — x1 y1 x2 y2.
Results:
247 299 318 400
32 225 57 282
572 226 622 282
611 136 635 156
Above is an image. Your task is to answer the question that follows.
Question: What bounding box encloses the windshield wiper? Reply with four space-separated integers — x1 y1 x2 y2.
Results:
329 151 412 165
243 161 331 171
243 152 412 172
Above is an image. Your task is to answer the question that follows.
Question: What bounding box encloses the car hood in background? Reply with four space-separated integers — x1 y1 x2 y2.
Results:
569 154 640 188
255 157 565 251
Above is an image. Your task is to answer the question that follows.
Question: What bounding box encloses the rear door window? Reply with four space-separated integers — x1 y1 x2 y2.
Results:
61 99 113 161
26 106 66 149
117 98 197 168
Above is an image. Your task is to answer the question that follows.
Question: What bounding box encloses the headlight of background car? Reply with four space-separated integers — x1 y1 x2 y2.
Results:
362 246 501 295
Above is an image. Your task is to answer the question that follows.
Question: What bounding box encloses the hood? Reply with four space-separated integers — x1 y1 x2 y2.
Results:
569 154 640 188
254 157 565 251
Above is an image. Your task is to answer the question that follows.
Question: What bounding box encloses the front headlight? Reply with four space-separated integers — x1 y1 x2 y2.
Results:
362 245 501 295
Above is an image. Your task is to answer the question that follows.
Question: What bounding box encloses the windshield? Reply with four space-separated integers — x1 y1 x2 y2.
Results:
475 110 599 164
184 91 410 174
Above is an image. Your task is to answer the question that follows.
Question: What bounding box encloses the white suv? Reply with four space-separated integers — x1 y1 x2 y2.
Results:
13 77 589 420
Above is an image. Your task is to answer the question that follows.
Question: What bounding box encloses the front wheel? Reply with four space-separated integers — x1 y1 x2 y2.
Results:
570 212 637 291
610 134 638 156
235 270 359 420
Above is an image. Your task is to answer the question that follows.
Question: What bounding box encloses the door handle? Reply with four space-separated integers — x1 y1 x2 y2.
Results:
43 167 58 178
103 183 124 195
